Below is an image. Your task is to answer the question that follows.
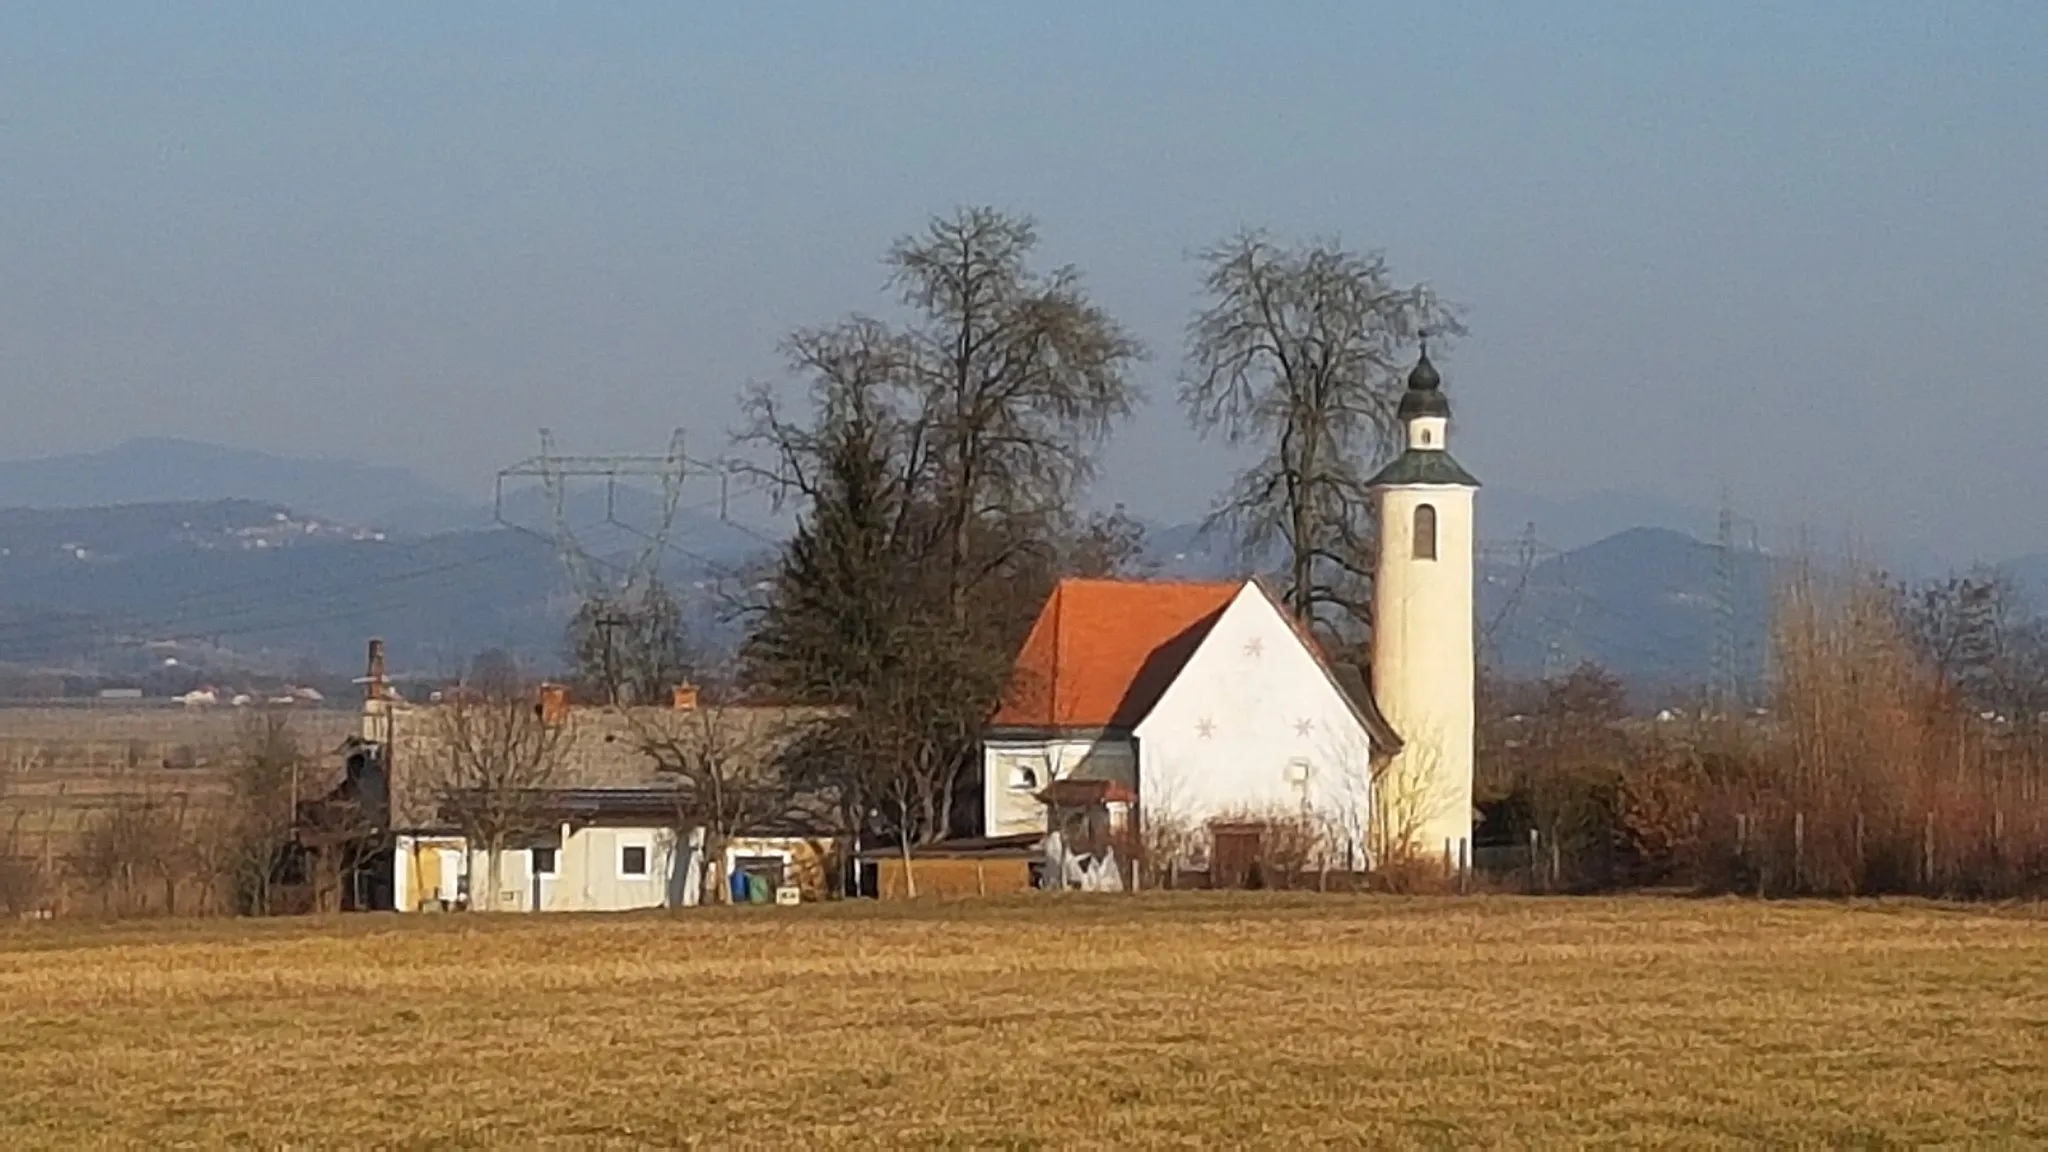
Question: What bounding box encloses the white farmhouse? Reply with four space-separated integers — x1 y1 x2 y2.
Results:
373 691 841 914
331 644 841 913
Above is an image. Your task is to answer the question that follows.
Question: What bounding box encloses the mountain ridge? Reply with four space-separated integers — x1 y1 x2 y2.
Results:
0 440 2031 694
0 437 472 530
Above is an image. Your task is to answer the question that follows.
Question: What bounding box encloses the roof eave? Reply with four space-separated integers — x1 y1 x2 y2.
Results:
984 724 1136 743
1365 449 1482 489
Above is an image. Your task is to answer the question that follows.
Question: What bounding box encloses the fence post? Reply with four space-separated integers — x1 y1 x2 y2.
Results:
1549 835 1561 892
1793 811 1805 893
1444 839 1453 879
1528 828 1541 894
1922 811 1936 890
1458 838 1470 894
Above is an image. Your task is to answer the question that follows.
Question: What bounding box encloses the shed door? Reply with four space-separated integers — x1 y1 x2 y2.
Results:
438 848 466 904
734 855 787 893
414 846 441 911
1211 826 1264 890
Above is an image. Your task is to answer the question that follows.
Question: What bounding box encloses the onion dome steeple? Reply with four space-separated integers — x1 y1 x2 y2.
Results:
1366 331 1480 488
1396 333 1451 421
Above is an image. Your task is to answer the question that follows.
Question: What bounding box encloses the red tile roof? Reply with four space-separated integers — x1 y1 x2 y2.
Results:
991 578 1243 730
989 576 1406 753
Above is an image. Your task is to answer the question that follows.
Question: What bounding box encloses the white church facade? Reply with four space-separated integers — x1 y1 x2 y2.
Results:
981 344 1479 869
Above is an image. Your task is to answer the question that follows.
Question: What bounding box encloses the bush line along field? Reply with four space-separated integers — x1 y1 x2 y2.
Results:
0 707 359 914
0 895 2043 1148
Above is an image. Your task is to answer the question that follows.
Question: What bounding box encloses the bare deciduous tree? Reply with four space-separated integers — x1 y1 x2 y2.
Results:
1369 738 1460 885
72 794 189 917
740 206 1142 847
204 711 305 915
1182 230 1460 636
1061 504 1154 579
628 704 806 903
889 206 1144 616
0 746 54 917
1902 570 2048 752
430 682 570 911
565 579 694 706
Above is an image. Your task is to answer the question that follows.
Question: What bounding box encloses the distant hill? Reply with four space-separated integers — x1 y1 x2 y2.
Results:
1482 526 1776 691
0 499 771 678
0 500 383 577
1138 518 1777 693
0 438 472 530
2000 552 2048 606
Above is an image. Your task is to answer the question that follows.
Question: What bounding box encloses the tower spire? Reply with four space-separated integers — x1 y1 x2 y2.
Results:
1394 332 1451 454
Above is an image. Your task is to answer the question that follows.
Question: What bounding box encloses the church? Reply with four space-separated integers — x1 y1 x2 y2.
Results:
981 346 1478 872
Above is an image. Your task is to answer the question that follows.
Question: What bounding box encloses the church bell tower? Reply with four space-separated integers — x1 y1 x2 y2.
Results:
1367 338 1479 865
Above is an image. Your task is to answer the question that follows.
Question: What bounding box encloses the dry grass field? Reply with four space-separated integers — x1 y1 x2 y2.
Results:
1 895 2044 1148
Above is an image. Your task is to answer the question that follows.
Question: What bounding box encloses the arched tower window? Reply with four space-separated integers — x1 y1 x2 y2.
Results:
1413 503 1438 561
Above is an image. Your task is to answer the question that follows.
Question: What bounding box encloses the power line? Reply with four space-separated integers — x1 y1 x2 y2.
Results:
494 429 778 619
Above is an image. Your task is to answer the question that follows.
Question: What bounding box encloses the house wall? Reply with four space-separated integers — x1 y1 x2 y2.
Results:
393 824 679 912
470 842 535 911
980 737 1135 838
1136 584 1374 865
1372 483 1477 861
394 827 842 911
552 825 676 911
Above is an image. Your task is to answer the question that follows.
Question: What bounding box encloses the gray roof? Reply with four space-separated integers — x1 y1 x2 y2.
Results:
386 703 839 831
1366 448 1481 488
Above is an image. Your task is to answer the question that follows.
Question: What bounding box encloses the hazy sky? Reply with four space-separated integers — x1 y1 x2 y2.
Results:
3 3 2044 560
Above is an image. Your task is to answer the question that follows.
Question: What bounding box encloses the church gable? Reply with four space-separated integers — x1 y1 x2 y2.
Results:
1134 582 1387 753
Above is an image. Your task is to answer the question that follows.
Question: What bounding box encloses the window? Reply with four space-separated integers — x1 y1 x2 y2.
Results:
619 843 649 878
1008 762 1040 790
531 846 558 877
1418 427 1433 446
1413 503 1438 561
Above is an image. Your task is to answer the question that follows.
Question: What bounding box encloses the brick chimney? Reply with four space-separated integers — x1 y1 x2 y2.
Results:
360 637 392 743
671 683 699 711
364 638 387 702
538 682 570 726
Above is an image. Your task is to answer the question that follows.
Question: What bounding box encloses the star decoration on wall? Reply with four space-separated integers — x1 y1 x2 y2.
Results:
1195 718 1215 739
1242 637 1264 658
1294 718 1314 738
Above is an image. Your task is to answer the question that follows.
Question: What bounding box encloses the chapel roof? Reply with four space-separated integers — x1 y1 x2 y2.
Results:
990 578 1241 731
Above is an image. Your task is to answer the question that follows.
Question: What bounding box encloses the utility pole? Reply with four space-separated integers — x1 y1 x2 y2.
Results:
594 610 627 706
1711 486 1739 716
